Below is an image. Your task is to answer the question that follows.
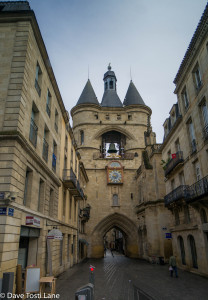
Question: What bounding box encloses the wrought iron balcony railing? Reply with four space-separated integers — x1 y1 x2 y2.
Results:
187 175 208 202
164 185 190 206
203 124 208 141
46 103 51 118
42 138 48 162
62 168 84 198
29 119 38 147
35 79 41 96
165 175 208 206
165 151 184 177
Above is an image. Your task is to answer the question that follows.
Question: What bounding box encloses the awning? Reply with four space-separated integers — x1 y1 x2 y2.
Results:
79 238 89 245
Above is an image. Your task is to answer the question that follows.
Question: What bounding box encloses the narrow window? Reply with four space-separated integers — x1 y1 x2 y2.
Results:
112 194 119 206
188 119 197 153
55 109 58 133
184 206 191 224
109 80 114 89
46 89 51 117
71 149 74 169
42 126 49 162
181 87 189 111
178 236 186 265
105 82 108 91
200 208 207 224
193 64 202 91
63 190 66 221
80 130 84 145
128 114 132 120
35 62 42 96
38 179 44 212
52 141 57 172
188 235 198 268
175 209 180 225
117 114 121 120
67 234 71 262
23 168 33 206
69 195 72 219
29 105 38 148
106 114 110 120
65 135 68 152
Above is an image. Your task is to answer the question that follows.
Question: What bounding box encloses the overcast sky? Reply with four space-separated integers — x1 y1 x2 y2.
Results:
28 0 207 142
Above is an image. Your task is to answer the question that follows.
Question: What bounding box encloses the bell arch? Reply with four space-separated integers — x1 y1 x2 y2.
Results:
89 213 139 258
94 125 136 141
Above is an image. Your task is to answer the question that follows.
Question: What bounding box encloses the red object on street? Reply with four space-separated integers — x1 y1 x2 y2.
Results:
172 153 176 159
90 265 95 272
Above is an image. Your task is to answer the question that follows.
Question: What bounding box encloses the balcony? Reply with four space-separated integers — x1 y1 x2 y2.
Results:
29 119 38 147
93 152 134 160
203 124 208 141
42 138 48 162
35 79 41 96
187 175 208 203
46 103 51 118
165 175 208 207
52 153 56 172
164 185 190 206
165 151 184 177
63 168 84 198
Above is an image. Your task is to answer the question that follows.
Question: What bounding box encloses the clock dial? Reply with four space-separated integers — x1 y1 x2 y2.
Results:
109 170 122 183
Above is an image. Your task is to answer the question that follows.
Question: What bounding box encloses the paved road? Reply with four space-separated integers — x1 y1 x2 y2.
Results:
56 250 208 300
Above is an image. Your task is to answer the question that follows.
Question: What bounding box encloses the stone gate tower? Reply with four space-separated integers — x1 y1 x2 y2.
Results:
71 65 156 258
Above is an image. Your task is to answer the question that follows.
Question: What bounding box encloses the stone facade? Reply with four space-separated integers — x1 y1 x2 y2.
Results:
161 3 208 276
0 3 87 286
71 70 168 260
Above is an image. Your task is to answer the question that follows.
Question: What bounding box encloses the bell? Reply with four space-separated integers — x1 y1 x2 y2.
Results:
108 143 117 153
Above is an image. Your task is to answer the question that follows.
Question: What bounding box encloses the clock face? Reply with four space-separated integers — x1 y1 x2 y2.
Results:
109 170 122 183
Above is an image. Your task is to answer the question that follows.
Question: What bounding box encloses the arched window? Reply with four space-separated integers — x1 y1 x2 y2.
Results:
112 194 119 206
80 130 84 145
178 236 186 265
200 208 207 224
174 209 180 226
188 235 198 268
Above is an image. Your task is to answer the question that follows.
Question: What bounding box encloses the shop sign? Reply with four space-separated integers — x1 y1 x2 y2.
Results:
47 228 63 240
8 208 14 216
165 233 172 239
0 207 7 215
26 216 40 227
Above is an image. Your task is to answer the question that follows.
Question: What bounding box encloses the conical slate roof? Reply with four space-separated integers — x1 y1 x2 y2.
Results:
101 90 123 107
76 79 99 106
123 81 145 106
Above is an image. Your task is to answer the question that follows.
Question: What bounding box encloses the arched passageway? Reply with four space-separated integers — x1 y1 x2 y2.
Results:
89 213 139 258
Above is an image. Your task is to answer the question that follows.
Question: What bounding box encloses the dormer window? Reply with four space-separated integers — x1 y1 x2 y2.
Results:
109 80 114 89
105 82 108 91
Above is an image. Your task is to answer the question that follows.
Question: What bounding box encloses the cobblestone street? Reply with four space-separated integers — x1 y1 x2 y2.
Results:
56 250 208 300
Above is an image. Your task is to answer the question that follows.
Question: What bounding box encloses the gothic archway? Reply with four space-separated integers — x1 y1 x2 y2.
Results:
88 213 139 258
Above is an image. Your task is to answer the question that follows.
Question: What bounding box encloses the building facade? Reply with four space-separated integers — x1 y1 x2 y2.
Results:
71 65 168 260
161 3 208 276
0 1 87 283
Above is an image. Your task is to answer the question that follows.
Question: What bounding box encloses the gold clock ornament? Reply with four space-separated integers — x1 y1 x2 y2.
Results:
107 161 123 185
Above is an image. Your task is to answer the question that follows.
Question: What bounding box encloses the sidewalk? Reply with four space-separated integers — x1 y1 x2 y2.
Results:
56 250 208 300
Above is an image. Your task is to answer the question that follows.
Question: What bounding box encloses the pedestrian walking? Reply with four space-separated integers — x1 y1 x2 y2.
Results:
110 247 114 257
169 255 178 278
